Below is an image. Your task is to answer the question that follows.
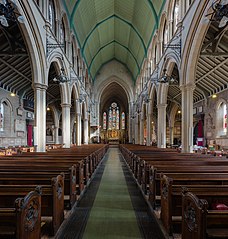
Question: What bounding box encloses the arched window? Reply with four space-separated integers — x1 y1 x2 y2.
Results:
103 112 107 130
60 18 66 52
217 102 227 136
72 42 75 67
48 0 56 34
0 101 12 134
172 0 180 34
162 20 168 54
107 102 120 130
121 112 125 130
77 55 80 75
154 44 157 66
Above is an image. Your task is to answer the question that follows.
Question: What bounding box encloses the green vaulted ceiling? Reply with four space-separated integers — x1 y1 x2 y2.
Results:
63 0 166 82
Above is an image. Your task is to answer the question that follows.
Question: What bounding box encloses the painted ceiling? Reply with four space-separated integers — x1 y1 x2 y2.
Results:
63 0 166 82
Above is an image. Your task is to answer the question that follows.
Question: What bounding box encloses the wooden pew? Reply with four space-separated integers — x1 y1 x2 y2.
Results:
0 174 64 235
146 166 228 209
0 145 108 235
160 175 228 236
0 167 76 209
182 189 228 239
0 186 41 239
120 144 228 238
1 144 108 188
0 162 81 208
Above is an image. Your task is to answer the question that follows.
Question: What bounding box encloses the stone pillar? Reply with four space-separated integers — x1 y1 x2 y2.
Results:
134 114 139 144
128 102 134 143
54 126 59 144
146 113 152 146
76 112 82 146
181 84 195 153
84 112 89 144
61 103 71 148
157 103 167 148
169 126 174 146
139 113 144 145
34 83 47 152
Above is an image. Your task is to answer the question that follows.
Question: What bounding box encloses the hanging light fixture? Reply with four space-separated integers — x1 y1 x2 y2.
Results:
158 68 178 85
0 0 24 27
205 0 228 28
52 68 70 83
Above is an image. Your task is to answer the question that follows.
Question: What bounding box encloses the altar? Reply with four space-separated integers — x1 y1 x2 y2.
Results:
107 130 120 144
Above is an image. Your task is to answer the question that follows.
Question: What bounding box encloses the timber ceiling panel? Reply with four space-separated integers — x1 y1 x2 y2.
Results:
64 0 165 81
196 21 228 99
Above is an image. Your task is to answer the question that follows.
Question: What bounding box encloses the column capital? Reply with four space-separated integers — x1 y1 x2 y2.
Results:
33 83 48 90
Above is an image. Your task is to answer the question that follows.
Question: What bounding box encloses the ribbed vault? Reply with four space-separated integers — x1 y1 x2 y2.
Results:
100 82 128 114
63 0 165 81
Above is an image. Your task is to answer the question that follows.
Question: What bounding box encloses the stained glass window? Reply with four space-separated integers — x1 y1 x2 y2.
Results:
60 18 66 52
48 0 56 34
121 112 125 130
103 112 107 130
173 0 180 34
106 102 121 130
108 107 112 129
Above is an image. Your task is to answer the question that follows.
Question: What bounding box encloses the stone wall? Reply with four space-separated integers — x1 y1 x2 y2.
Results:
0 89 28 147
201 90 228 148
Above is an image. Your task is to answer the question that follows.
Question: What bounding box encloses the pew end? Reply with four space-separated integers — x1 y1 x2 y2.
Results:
0 186 42 239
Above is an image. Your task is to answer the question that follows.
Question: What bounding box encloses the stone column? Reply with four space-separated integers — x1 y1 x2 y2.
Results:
84 112 89 144
76 112 82 146
146 113 152 146
61 103 71 148
169 126 174 146
134 114 139 144
128 102 134 143
139 113 144 145
157 103 167 148
181 84 195 153
54 126 59 144
34 83 47 152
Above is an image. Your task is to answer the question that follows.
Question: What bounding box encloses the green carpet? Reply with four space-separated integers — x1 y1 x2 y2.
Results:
82 148 142 239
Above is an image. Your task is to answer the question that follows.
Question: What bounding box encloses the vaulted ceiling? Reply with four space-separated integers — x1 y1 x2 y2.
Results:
63 0 166 82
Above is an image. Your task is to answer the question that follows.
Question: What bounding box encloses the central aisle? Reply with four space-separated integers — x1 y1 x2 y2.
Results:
82 148 142 239
56 147 165 239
